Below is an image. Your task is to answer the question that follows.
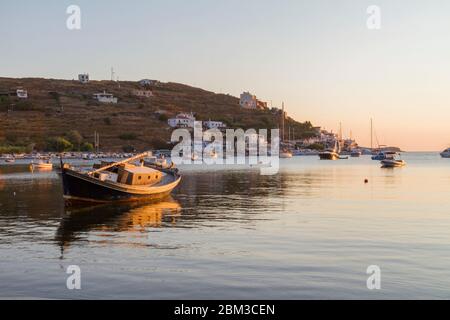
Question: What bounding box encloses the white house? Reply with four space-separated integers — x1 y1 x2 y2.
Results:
93 91 118 104
132 89 153 98
240 92 257 109
239 91 267 109
204 120 226 129
78 74 89 84
167 112 196 128
16 89 28 99
139 79 159 87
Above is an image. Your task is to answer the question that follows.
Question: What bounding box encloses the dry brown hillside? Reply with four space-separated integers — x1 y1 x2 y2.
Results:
0 77 315 152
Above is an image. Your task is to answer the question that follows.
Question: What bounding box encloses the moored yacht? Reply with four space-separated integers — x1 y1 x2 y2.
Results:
440 148 450 158
380 152 406 168
319 141 340 160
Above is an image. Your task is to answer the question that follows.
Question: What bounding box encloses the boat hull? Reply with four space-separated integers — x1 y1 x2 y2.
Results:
318 152 339 160
61 168 181 205
381 160 406 168
31 163 53 170
441 153 450 158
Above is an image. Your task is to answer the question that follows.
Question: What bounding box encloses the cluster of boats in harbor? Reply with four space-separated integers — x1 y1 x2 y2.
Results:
1 146 449 206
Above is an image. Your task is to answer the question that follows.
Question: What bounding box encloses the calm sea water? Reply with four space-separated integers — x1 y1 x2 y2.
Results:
0 153 449 299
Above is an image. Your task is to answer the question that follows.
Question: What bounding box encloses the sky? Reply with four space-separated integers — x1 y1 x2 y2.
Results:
1 0 450 151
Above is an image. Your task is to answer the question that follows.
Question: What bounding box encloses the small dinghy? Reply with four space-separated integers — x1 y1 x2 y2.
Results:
4 156 15 163
60 152 181 205
279 150 293 159
350 150 362 157
30 159 53 170
380 152 406 168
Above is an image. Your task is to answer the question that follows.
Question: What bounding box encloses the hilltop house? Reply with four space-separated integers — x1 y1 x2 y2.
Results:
16 89 28 99
139 79 159 87
168 112 196 128
93 91 118 104
78 74 89 84
239 91 267 110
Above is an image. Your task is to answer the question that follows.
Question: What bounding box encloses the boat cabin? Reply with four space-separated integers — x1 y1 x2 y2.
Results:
117 164 163 186
92 163 163 186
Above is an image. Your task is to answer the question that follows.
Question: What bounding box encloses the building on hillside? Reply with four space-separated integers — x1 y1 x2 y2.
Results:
256 100 267 109
93 91 118 104
78 74 89 84
139 79 159 87
239 91 267 110
204 120 226 129
132 89 153 98
16 89 28 99
167 112 196 128
240 92 257 109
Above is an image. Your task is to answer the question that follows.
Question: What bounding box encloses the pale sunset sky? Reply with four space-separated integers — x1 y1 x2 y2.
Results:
1 0 449 151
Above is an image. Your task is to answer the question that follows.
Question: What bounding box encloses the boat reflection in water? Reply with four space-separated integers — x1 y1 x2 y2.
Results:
55 197 181 256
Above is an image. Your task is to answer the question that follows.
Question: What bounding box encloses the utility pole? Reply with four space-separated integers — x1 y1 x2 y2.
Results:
94 131 100 152
281 102 285 142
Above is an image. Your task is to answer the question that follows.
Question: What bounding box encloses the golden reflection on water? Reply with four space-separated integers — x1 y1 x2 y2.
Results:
56 198 182 255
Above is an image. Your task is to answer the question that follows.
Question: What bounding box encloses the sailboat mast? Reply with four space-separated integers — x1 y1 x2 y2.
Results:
370 118 373 150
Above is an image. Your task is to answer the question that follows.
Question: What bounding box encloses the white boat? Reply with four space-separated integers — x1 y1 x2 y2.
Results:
319 141 340 160
4 156 15 163
30 159 53 170
208 150 218 159
440 148 450 158
191 153 199 161
350 150 362 157
380 152 406 168
279 150 293 158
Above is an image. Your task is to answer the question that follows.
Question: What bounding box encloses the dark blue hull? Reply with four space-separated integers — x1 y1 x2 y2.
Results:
61 168 179 205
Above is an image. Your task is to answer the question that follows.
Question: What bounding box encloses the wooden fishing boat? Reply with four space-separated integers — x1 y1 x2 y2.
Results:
60 152 181 205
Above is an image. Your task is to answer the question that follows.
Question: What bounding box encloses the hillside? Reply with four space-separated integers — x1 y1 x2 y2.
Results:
0 77 316 153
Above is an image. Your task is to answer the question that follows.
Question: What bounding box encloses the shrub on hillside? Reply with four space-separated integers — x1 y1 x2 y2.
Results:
67 130 83 150
46 137 73 152
80 142 94 152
